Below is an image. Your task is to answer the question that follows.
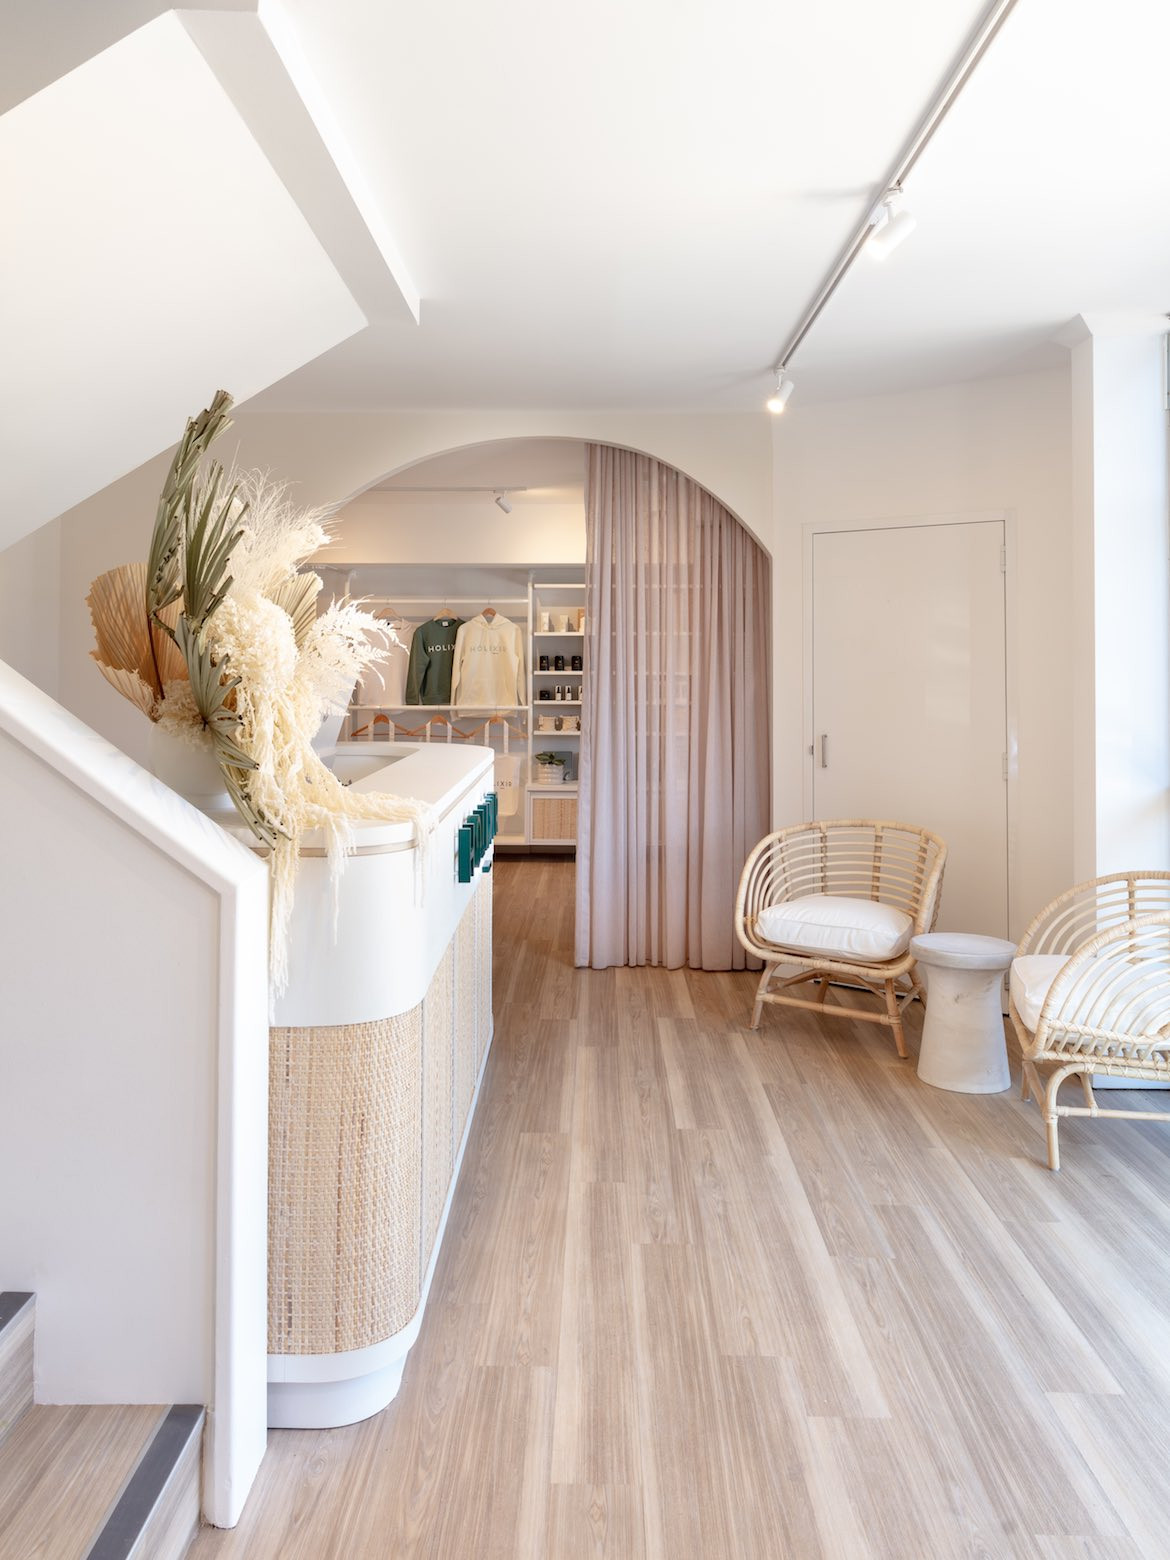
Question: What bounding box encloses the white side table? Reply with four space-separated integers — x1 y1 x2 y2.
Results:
911 932 1016 1094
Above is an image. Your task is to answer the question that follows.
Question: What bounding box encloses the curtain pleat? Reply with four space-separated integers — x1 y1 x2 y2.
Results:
575 444 771 970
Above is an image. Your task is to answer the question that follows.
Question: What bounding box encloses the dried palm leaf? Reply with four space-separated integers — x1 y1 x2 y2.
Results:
147 389 233 620
93 661 157 719
174 618 286 850
223 762 285 851
88 562 186 693
176 618 251 764
269 571 322 648
88 563 150 673
181 463 246 636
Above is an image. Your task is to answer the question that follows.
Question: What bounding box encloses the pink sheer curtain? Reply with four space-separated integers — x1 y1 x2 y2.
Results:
575 444 771 970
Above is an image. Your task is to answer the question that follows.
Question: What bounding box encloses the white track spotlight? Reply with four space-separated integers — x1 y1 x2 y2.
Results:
494 491 513 513
866 187 917 260
766 370 795 415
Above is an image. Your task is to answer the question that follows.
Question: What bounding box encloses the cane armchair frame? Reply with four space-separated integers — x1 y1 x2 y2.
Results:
1010 872 1170 1169
735 820 947 1058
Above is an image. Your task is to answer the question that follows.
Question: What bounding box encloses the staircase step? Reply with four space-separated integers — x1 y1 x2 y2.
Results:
87 1403 203 1560
0 1403 165 1560
0 1293 34 1448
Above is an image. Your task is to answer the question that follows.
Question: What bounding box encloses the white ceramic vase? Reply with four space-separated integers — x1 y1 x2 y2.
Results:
146 723 234 812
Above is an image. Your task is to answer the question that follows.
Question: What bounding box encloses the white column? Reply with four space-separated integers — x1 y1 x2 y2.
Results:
1070 316 1170 879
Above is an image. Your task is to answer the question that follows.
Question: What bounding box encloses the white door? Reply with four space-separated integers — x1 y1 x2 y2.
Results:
811 520 1008 937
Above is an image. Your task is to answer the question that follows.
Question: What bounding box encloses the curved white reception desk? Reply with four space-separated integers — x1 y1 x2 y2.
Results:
247 742 497 1429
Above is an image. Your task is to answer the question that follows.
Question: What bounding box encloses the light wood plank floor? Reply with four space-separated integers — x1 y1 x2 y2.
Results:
0 1403 166 1560
191 858 1170 1559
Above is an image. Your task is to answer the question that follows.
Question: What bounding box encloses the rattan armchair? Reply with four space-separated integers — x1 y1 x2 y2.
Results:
1010 872 1170 1169
735 820 947 1058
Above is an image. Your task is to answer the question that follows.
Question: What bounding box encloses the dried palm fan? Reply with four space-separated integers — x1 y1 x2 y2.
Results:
92 663 156 719
87 560 186 713
268 571 322 649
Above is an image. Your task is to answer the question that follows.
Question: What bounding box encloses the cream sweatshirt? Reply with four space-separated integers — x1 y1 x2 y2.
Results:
451 613 526 709
355 616 415 707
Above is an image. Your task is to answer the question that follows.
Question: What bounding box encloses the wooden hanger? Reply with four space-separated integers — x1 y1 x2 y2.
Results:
482 603 497 621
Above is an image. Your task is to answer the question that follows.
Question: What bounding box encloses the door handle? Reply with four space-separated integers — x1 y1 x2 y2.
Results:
820 733 829 769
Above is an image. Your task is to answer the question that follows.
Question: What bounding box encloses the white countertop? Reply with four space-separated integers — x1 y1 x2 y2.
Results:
209 740 494 852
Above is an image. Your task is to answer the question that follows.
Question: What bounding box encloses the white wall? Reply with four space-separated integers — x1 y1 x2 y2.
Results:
0 520 61 698
773 367 1075 935
1071 326 1170 878
1 731 219 1400
329 490 585 567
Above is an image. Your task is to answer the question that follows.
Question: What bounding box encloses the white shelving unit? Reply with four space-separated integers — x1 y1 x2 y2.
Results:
334 570 586 849
340 593 530 843
527 579 585 847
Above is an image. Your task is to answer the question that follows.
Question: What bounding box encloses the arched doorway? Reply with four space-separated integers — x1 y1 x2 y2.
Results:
324 436 771 972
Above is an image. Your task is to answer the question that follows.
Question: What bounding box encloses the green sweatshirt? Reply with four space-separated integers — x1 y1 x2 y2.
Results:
405 615 463 704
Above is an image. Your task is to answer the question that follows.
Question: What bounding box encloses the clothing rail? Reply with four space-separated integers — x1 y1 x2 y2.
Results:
364 596 529 610
349 711 526 749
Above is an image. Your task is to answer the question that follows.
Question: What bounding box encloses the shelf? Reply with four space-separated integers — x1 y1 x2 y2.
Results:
528 782 579 793
533 700 581 707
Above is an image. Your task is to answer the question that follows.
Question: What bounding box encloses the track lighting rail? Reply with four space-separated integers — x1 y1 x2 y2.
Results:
770 0 1022 391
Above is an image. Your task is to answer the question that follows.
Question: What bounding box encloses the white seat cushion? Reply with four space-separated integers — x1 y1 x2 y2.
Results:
1012 951 1170 1041
755 894 912 964
1010 954 1069 1031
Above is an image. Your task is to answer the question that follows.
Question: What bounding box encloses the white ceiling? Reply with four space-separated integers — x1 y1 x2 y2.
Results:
244 0 1170 412
8 0 1170 416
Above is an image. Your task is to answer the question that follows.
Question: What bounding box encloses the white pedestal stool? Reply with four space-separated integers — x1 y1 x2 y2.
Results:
910 932 1017 1094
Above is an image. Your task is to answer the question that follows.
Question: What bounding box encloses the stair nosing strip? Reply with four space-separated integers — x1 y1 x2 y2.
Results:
0 1292 34 1334
83 1403 203 1560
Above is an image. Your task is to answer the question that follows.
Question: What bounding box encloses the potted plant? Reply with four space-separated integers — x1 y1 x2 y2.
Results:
533 751 566 784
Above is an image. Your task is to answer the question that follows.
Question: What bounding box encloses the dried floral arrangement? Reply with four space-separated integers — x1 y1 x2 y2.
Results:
87 389 430 990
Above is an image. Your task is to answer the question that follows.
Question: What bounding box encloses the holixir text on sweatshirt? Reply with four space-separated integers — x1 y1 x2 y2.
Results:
451 613 527 709
405 615 463 704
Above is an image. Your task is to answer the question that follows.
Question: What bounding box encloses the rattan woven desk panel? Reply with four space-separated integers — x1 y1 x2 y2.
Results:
269 879 492 1357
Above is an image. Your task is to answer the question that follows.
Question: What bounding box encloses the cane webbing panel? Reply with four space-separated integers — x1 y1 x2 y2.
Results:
476 874 493 1069
531 795 577 842
454 898 478 1140
422 942 455 1268
269 1009 423 1355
